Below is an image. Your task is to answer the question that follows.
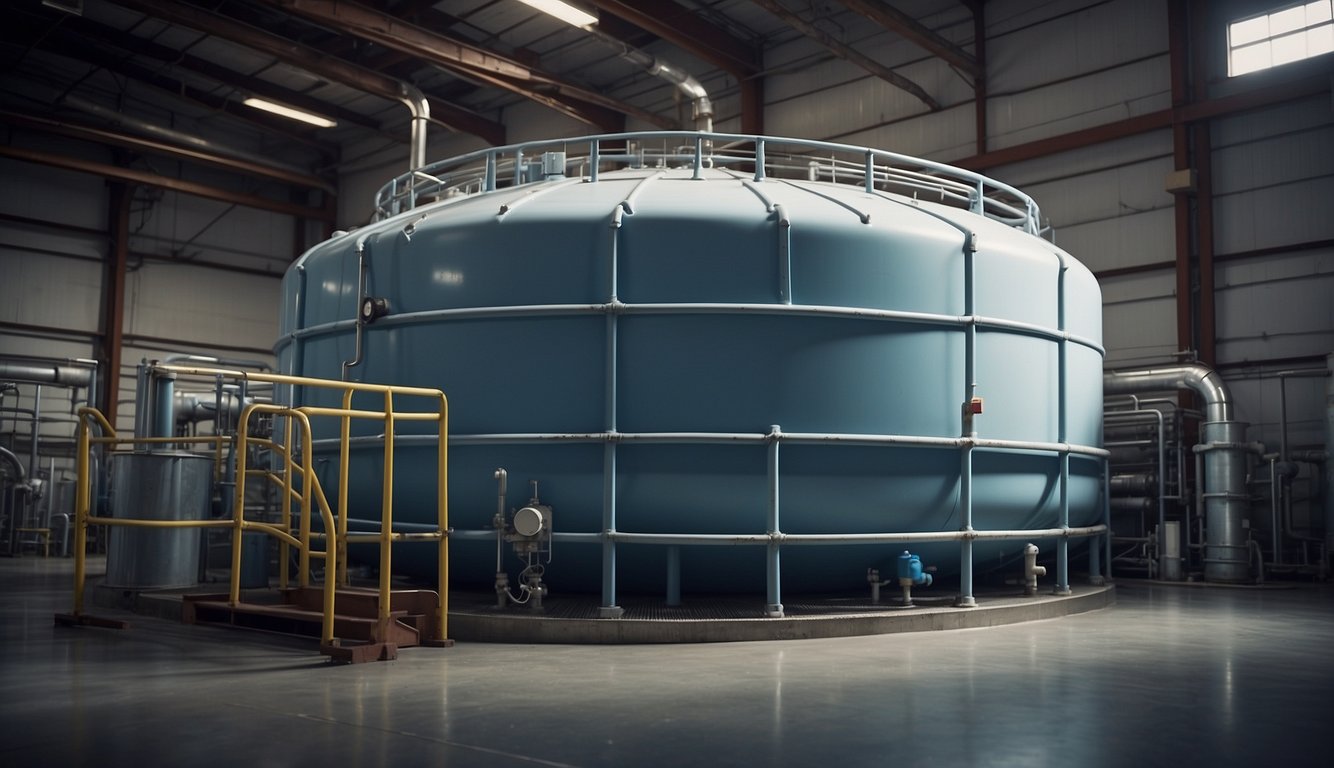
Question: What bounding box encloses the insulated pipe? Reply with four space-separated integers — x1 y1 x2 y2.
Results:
0 359 95 388
1104 364 1231 422
0 445 26 484
586 29 713 132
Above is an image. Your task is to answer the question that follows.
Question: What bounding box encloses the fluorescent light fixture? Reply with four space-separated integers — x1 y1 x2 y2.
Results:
242 97 337 128
516 0 597 29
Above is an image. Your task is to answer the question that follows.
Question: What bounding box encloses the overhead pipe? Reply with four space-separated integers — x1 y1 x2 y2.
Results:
398 83 430 172
586 29 713 132
1105 363 1252 582
0 358 95 388
0 445 26 484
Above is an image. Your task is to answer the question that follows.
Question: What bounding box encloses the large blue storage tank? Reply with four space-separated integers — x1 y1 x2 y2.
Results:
275 134 1105 596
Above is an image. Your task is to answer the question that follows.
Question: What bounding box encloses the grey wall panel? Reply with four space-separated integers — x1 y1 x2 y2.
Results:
986 0 1167 94
1211 124 1334 198
1055 207 1175 273
1100 271 1178 365
1214 249 1334 363
1214 176 1334 255
0 158 107 231
1023 154 1175 229
988 56 1170 149
124 262 281 354
128 189 298 273
0 250 102 334
991 130 1174 188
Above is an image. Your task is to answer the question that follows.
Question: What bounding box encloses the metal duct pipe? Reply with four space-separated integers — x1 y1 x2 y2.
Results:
399 83 430 172
1105 363 1251 582
0 359 95 388
1104 364 1231 422
1110 472 1157 495
0 445 26 484
586 29 713 132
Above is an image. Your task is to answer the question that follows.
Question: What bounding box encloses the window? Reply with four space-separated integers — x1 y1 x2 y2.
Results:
1228 1 1334 76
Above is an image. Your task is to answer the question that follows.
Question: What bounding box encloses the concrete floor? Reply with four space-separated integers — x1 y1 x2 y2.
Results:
3 557 1331 768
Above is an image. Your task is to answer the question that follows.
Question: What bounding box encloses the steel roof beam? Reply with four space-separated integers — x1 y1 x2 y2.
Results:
110 0 506 145
750 0 941 111
837 0 980 79
0 110 335 193
265 0 669 130
0 144 333 222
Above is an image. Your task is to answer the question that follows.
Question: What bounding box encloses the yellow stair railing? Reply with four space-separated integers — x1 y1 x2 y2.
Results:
57 365 450 659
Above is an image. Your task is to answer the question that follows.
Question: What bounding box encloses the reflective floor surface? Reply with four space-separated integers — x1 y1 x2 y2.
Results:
3 556 1331 767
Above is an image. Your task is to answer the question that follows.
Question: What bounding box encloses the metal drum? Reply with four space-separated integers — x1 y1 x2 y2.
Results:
276 133 1106 594
105 452 212 589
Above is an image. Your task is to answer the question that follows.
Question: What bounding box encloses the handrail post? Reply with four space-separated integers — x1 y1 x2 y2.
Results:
379 390 395 633
230 405 257 606
337 388 354 586
436 393 449 643
72 410 92 616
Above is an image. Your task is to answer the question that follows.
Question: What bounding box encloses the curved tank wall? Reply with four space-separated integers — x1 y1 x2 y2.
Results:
276 135 1105 595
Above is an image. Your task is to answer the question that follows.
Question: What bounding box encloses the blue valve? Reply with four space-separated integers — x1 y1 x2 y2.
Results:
897 550 933 587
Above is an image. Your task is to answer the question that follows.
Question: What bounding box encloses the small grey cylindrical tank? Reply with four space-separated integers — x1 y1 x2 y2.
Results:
105 452 212 589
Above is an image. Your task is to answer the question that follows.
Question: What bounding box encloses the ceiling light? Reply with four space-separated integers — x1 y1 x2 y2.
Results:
516 0 597 29
242 97 337 128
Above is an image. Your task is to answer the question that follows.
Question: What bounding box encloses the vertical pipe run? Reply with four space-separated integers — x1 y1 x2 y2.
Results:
600 203 626 618
1054 249 1071 595
765 425 783 617
153 372 175 439
958 231 978 607
754 138 766 182
1201 421 1250 582
379 391 395 633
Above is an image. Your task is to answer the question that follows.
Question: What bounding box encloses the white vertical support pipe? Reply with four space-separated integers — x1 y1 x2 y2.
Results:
958 231 979 607
1054 249 1072 595
765 425 783 618
754 138 766 182
599 203 628 619
484 150 497 192
589 139 600 183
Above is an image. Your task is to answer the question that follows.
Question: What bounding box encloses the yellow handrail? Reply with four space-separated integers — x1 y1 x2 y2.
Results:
66 364 450 651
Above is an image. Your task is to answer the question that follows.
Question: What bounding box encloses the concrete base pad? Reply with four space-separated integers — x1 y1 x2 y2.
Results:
450 584 1116 644
90 571 1115 645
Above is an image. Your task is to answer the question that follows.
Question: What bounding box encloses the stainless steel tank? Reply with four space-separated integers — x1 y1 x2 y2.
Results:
105 452 212 589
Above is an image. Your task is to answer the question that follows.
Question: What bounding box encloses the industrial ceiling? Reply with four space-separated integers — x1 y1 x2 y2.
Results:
0 0 984 216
